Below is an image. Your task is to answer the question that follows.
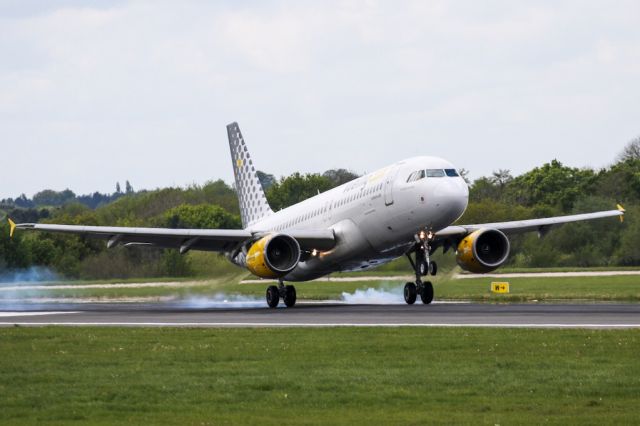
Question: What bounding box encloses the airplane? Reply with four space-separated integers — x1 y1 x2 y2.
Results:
9 122 625 308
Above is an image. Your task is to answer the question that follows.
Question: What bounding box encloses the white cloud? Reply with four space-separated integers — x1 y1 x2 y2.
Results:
1 1 639 198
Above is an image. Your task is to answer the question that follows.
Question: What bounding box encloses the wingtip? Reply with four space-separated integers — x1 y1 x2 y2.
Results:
617 204 626 223
8 218 16 238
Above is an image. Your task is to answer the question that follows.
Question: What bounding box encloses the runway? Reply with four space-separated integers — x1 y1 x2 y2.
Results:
1 302 640 328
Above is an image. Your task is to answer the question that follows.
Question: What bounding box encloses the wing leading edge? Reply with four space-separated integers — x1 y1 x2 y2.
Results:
436 205 625 239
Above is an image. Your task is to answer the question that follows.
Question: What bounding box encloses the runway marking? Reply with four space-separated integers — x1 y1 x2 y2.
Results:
242 271 640 284
0 311 78 318
0 281 207 291
1 322 639 329
456 271 640 279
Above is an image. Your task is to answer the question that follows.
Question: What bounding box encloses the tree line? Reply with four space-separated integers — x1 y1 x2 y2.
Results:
1 137 639 279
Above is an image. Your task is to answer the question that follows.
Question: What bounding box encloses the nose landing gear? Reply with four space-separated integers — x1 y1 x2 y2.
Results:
266 280 297 308
405 232 436 305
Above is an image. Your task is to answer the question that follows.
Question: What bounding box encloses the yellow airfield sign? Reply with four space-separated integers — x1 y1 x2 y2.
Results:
491 282 510 293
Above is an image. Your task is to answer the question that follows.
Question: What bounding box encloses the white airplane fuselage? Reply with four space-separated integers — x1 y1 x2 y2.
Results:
246 156 469 281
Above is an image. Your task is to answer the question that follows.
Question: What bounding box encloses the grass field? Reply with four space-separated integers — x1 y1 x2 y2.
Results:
0 327 639 425
3 272 640 302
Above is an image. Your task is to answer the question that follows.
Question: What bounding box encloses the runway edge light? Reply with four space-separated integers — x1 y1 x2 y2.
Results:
8 218 16 238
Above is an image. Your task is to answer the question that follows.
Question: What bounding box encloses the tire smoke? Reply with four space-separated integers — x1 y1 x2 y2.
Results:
341 285 405 304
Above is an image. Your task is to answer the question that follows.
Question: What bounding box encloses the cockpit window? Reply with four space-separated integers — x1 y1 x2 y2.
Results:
406 170 426 182
445 169 459 177
426 169 445 178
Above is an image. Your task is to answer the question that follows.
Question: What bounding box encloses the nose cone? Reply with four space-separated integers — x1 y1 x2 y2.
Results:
433 177 469 224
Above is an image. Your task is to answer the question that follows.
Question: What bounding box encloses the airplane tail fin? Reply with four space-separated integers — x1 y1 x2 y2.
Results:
227 122 274 228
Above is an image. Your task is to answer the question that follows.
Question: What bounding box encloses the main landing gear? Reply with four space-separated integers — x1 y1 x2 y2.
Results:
404 234 437 305
266 280 297 308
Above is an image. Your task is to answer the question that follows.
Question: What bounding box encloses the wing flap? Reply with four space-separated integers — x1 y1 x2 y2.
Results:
15 223 252 252
14 223 337 252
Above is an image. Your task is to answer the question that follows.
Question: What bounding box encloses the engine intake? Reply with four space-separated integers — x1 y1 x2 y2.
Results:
246 234 301 279
456 228 510 273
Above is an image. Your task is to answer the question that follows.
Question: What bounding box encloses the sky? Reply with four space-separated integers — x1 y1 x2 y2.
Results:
1 0 639 199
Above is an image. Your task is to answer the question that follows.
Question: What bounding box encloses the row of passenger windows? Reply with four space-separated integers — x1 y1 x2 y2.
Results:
274 183 384 231
407 168 459 182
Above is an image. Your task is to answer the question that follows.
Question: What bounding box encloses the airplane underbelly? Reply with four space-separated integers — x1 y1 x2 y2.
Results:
285 218 376 281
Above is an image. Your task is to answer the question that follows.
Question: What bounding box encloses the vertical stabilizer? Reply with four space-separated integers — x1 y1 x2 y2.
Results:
227 122 274 228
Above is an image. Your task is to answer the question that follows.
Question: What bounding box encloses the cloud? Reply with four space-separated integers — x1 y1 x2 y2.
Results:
1 1 639 198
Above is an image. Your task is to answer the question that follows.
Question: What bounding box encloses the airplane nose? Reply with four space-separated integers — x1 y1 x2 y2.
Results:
433 177 469 222
452 182 469 218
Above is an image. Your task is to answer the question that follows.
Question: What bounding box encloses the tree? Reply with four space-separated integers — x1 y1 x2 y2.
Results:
458 168 471 184
266 173 334 210
164 204 241 229
32 189 76 207
125 181 134 194
256 171 277 191
14 194 34 208
116 182 122 194
617 136 640 162
469 177 500 202
490 169 513 188
594 158 640 203
322 169 359 186
504 160 595 211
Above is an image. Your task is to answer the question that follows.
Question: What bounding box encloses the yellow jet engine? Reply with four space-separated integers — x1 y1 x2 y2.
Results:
246 234 301 279
456 228 510 273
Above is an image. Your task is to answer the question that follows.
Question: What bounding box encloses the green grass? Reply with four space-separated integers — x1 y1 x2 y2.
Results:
5 273 640 302
497 266 640 273
0 327 639 425
437 275 640 302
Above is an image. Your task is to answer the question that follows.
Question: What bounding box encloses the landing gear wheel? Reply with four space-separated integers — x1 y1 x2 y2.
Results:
404 282 417 305
420 281 434 304
266 285 280 308
283 285 297 307
429 261 438 276
418 260 429 276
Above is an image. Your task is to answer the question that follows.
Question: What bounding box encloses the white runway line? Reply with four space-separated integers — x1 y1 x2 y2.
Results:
1 322 639 328
241 271 640 284
0 281 207 291
456 271 640 279
0 311 78 317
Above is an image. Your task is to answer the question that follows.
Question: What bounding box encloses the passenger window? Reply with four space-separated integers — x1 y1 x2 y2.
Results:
445 169 459 177
426 169 445 178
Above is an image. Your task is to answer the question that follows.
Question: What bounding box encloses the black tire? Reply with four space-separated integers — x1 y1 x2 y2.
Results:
266 285 280 308
420 281 434 304
283 285 297 307
429 261 438 276
404 282 417 305
418 260 429 276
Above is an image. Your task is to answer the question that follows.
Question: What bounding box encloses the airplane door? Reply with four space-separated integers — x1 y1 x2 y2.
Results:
324 200 333 223
384 166 401 206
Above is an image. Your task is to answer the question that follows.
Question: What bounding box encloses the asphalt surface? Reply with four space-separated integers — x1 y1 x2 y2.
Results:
1 302 640 328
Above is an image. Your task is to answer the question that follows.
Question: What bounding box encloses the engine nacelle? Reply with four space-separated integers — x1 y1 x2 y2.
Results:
246 234 301 279
456 228 510 273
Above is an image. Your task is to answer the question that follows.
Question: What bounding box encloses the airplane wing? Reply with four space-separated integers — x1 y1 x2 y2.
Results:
435 205 625 239
10 221 336 253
